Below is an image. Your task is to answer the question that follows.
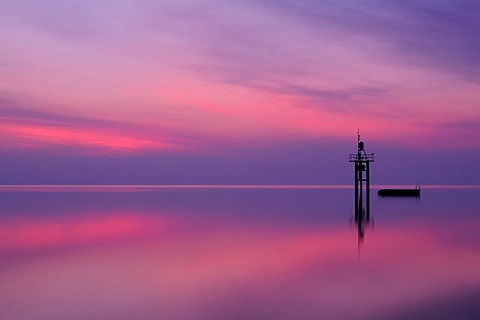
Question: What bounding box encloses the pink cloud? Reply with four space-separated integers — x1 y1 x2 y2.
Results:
2 123 167 151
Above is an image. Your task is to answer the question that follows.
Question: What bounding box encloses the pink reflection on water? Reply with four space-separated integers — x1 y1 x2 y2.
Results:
0 209 479 320
0 213 169 253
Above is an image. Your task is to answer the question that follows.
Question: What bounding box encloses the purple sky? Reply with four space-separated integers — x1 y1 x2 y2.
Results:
0 0 479 184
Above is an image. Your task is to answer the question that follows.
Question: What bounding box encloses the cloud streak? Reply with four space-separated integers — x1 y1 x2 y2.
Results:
0 98 191 153
256 0 480 80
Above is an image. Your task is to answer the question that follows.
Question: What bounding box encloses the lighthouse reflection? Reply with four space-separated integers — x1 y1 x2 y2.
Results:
354 205 373 248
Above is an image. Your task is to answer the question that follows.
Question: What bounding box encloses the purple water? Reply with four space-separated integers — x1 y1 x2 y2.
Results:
1 186 479 319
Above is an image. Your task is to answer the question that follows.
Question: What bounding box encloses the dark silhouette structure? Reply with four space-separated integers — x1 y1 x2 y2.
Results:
378 186 421 197
349 131 374 246
349 131 374 219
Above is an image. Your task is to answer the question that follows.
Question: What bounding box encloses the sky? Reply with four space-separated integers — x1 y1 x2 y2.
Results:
0 0 479 184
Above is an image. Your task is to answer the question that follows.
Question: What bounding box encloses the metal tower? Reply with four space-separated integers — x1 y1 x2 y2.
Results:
349 130 374 222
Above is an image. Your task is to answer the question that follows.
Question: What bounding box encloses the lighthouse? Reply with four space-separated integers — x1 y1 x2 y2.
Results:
349 130 374 222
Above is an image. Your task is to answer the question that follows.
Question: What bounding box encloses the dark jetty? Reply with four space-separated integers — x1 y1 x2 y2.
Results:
377 186 420 197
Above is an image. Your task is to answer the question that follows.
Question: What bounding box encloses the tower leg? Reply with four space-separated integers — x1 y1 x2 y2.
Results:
354 163 359 220
366 161 370 222
359 166 363 214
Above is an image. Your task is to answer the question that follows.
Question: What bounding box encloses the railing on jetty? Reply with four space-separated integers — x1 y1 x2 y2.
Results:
349 153 375 162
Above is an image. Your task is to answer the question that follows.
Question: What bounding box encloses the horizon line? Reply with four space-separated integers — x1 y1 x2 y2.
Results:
0 184 479 191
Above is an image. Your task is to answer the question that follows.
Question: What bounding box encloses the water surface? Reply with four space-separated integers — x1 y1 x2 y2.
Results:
1 185 479 319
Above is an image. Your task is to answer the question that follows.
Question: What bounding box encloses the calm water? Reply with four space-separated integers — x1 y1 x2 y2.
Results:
1 185 479 320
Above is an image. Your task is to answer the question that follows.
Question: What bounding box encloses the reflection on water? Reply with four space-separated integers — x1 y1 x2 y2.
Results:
353 206 373 250
1 186 480 320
